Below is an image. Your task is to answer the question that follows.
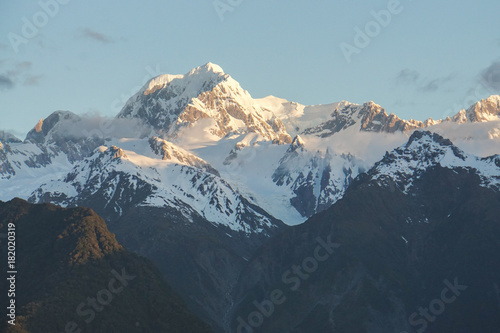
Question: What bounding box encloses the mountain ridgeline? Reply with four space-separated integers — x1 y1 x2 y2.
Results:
1 63 500 332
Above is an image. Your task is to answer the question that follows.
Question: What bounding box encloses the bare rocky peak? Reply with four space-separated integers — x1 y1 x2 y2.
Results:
302 101 424 137
453 95 500 123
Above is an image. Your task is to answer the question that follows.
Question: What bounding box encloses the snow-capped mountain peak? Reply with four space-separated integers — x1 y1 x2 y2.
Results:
106 145 128 160
370 131 500 193
117 63 292 144
188 62 225 75
143 63 228 97
25 111 81 144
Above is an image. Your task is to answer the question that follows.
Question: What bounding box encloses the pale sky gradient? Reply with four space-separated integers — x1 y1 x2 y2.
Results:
1 0 499 138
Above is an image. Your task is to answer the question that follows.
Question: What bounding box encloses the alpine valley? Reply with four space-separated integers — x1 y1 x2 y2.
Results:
1 63 500 332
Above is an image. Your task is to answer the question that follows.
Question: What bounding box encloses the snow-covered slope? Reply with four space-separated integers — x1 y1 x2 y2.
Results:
27 141 282 235
0 141 73 200
148 136 220 175
272 135 362 217
256 96 347 135
0 130 22 143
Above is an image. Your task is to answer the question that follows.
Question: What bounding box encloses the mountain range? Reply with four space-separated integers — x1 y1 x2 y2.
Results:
1 63 499 332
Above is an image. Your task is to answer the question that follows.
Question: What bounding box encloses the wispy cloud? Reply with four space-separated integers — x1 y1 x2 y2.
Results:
0 75 14 90
0 60 43 90
396 69 419 84
6 61 32 77
24 75 43 86
395 69 453 93
480 60 500 93
81 28 114 44
420 75 453 93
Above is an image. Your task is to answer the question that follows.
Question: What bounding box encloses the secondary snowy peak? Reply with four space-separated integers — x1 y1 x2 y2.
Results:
22 111 106 163
302 101 424 137
149 136 219 175
452 95 500 123
117 63 292 144
369 131 500 193
25 111 81 144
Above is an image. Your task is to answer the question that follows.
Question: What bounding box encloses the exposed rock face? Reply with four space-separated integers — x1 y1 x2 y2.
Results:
452 95 500 123
272 139 361 217
0 143 15 178
302 101 425 137
25 111 81 144
24 110 105 162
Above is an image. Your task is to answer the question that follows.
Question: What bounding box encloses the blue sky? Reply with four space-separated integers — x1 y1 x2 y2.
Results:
1 0 499 137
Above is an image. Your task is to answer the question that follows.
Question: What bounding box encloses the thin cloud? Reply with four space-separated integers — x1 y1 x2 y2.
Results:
24 75 43 86
396 69 420 84
480 60 500 93
420 75 453 93
0 75 14 90
7 61 32 77
395 68 453 93
0 60 42 90
81 29 114 44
